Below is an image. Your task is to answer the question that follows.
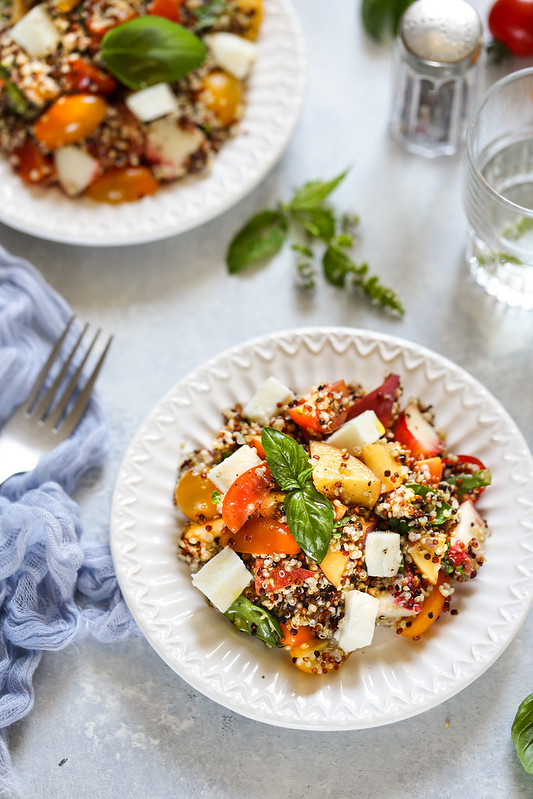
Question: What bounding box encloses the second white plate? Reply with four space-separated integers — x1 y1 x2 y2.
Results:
0 0 306 246
110 327 533 730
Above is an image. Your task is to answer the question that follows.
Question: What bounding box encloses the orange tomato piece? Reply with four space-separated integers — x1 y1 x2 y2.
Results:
400 573 446 638
229 516 300 556
174 469 220 522
222 464 272 533
414 456 443 486
280 622 316 648
149 0 184 21
85 167 159 203
34 94 107 150
288 380 349 434
65 59 117 95
200 70 243 128
238 0 263 40
13 139 54 184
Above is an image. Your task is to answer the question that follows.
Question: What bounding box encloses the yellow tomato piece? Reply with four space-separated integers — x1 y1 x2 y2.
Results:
85 167 159 204
238 0 262 39
174 469 220 522
200 70 243 128
34 94 107 149
289 639 346 675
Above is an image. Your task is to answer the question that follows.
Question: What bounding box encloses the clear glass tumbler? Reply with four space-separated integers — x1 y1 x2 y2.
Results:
463 67 533 310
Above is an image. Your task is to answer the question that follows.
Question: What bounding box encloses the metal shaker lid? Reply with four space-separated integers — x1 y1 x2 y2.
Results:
399 0 483 68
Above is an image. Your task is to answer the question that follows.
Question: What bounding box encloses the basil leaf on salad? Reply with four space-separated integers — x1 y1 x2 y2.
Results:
101 16 206 90
284 486 334 564
226 210 289 274
512 693 533 775
260 427 311 491
225 596 282 647
444 469 492 500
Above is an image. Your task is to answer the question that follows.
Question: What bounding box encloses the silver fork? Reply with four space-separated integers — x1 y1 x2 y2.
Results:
0 317 112 485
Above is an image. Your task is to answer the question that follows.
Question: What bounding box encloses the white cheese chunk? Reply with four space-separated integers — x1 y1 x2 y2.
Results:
327 410 385 453
191 547 252 613
204 32 258 79
208 445 262 493
10 4 60 57
335 589 379 653
145 118 204 179
364 531 402 577
125 83 179 123
54 147 100 196
243 377 294 425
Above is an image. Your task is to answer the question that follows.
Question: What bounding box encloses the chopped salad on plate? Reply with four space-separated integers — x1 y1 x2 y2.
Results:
0 0 261 202
175 374 491 675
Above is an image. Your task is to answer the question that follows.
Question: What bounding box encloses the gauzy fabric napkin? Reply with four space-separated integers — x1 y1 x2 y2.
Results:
0 246 139 793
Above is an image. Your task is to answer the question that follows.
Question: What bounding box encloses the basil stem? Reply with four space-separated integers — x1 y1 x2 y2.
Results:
101 17 206 90
225 596 281 647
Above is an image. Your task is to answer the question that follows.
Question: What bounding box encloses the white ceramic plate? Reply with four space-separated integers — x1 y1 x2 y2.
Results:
0 0 306 246
110 327 533 730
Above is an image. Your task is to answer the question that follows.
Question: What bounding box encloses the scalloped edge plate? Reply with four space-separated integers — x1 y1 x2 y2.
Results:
0 0 306 246
110 327 533 730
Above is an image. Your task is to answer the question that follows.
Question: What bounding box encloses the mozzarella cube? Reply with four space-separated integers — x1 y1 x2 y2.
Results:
335 589 379 653
191 547 252 613
365 531 402 577
208 445 262 493
204 32 258 79
125 83 179 123
10 4 60 57
243 377 294 425
146 118 204 179
327 410 385 453
54 147 100 196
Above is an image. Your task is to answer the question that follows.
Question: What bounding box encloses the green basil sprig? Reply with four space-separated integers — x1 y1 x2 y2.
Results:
512 693 533 775
444 469 492 500
225 596 282 647
261 427 334 563
101 16 206 90
226 170 404 315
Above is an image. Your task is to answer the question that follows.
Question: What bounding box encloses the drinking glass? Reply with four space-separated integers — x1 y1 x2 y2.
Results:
463 67 533 310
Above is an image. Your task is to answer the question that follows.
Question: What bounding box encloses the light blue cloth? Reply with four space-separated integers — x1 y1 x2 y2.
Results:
0 245 139 793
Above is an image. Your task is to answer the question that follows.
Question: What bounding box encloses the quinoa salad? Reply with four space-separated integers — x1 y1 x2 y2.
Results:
174 374 491 676
0 0 261 202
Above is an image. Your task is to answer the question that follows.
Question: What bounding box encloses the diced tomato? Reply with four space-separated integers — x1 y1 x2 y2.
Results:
229 516 300 556
254 558 315 594
287 380 348 434
279 621 316 647
85 0 138 37
414 456 443 485
148 0 184 22
34 94 107 150
64 58 117 95
346 373 400 428
249 435 265 459
449 454 487 471
174 469 219 522
13 139 54 184
222 464 272 533
447 544 473 575
400 573 446 638
85 166 159 203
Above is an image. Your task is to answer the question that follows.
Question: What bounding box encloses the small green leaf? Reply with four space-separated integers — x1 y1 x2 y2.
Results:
361 0 415 41
191 0 226 32
322 244 353 287
261 427 310 491
284 486 334 564
226 210 289 274
291 207 336 242
101 16 206 90
444 469 492 500
289 170 348 211
225 596 282 647
405 483 452 525
512 693 533 775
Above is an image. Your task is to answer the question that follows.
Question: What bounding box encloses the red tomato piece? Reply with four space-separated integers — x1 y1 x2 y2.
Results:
254 558 315 594
346 373 400 427
64 58 117 95
222 464 272 533
287 380 348 434
279 621 316 648
488 0 533 57
229 517 300 556
13 139 54 184
149 0 184 21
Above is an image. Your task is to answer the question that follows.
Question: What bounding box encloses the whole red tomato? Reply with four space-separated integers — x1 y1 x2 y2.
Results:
489 0 533 57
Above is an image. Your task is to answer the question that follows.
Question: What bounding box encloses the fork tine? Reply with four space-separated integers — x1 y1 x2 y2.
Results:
25 316 76 412
32 322 89 422
46 326 102 430
58 333 113 439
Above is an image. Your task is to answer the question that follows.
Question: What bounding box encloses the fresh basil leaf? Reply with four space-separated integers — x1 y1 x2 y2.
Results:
101 17 206 90
512 693 533 775
445 469 492 500
361 0 415 41
226 210 289 274
291 207 336 242
284 486 334 563
261 427 310 491
225 596 282 647
289 170 347 211
322 244 353 287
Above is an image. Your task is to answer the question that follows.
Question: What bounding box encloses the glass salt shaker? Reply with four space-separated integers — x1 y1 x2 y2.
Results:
389 0 483 158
